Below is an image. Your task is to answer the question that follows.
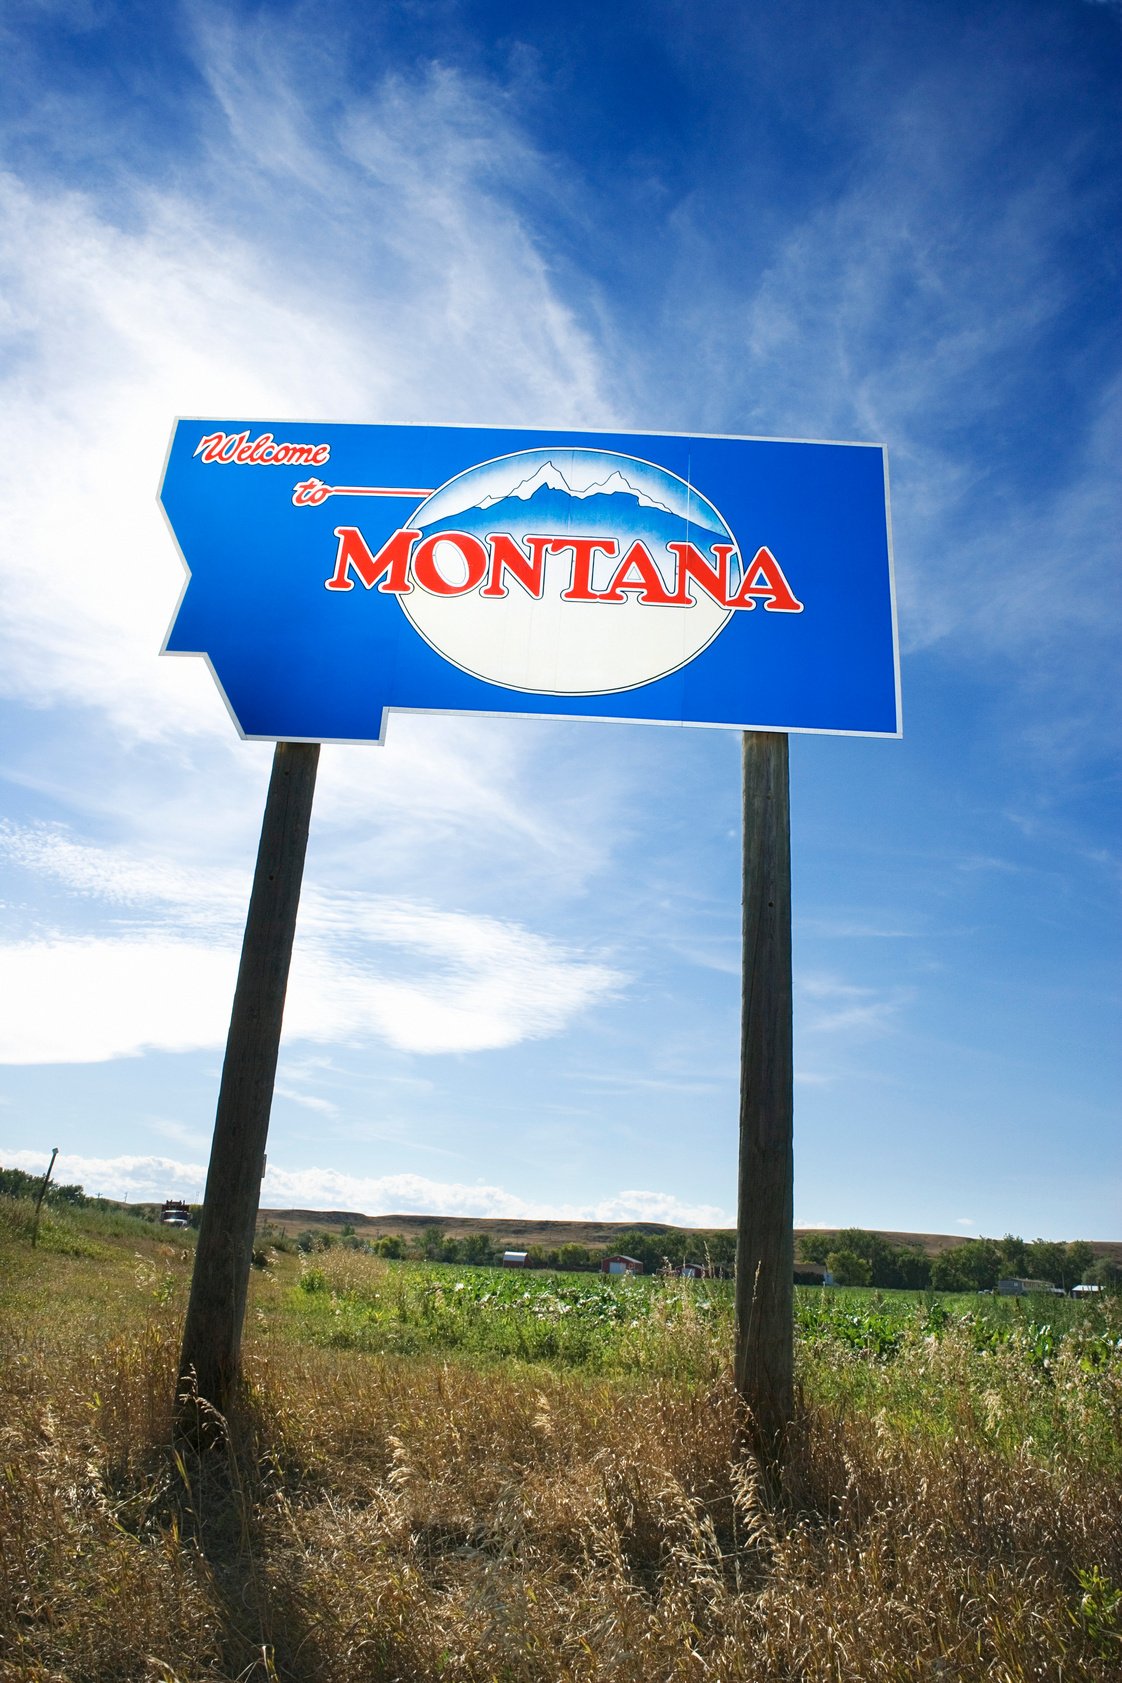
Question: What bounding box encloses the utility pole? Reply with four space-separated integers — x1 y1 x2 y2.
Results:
178 741 319 1422
734 730 795 1459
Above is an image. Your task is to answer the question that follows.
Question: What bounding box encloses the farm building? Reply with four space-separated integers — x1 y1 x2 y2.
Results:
501 1250 528 1268
680 1262 705 1279
996 1278 1062 1296
600 1254 643 1276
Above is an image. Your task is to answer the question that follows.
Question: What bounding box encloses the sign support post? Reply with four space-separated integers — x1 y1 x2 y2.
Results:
734 729 795 1459
178 740 319 1422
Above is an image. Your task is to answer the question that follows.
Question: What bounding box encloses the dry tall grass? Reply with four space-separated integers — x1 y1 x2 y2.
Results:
1 1215 1120 1681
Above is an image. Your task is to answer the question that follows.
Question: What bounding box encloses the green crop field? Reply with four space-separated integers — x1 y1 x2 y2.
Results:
2 1196 1121 1680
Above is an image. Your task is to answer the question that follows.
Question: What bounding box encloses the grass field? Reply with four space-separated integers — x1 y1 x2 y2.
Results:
2 1195 1121 1681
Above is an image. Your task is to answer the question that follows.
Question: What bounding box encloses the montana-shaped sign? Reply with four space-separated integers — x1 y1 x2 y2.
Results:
158 421 900 742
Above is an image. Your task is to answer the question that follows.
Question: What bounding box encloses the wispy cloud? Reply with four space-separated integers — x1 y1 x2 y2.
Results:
799 916 922 940
0 823 624 1063
0 29 614 749
798 973 911 1037
0 918 621 1064
148 1118 212 1150
647 28 1122 763
272 1085 338 1117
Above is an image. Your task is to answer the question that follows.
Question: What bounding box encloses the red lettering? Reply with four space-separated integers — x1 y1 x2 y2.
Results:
664 542 736 607
194 431 228 463
556 537 619 600
599 540 677 604
325 526 418 593
192 431 332 466
412 531 489 595
479 533 551 599
726 546 804 612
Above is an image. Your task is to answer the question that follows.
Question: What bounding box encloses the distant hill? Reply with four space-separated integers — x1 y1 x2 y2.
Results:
255 1209 1122 1262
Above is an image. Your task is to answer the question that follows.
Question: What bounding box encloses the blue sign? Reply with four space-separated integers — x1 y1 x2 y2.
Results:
158 421 900 742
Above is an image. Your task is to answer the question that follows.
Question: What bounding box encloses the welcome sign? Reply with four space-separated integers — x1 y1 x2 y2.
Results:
159 421 900 742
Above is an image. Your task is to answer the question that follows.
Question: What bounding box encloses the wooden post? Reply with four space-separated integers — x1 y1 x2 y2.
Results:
31 1146 58 1248
734 730 795 1457
178 741 320 1419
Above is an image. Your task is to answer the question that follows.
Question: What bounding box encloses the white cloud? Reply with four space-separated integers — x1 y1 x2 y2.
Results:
0 171 327 742
0 937 238 1064
0 914 621 1064
0 1146 729 1226
0 1147 208 1201
586 1189 728 1227
0 822 624 1062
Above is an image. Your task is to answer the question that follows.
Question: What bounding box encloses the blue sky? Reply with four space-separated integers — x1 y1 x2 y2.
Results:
0 0 1118 1239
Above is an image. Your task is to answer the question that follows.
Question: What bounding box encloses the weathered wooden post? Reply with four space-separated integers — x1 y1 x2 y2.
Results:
734 729 795 1458
178 740 319 1421
31 1146 58 1248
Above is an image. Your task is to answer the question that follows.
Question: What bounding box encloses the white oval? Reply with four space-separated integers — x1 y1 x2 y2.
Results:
400 449 739 696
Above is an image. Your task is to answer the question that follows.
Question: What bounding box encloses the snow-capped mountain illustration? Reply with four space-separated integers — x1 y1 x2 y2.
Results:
411 446 734 546
475 458 677 516
419 487 731 556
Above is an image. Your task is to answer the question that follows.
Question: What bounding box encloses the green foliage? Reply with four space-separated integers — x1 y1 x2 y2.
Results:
605 1227 736 1275
289 1257 728 1378
0 1193 188 1259
930 1250 970 1292
257 1222 297 1253
826 1248 872 1286
296 1227 336 1253
1066 1240 1096 1285
803 1229 1108 1295
457 1231 498 1266
1073 1566 1122 1657
801 1228 932 1288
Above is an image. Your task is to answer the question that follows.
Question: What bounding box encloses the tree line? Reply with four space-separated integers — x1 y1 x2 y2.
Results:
0 1166 96 1209
798 1228 1120 1291
5 1169 1116 1292
268 1222 738 1274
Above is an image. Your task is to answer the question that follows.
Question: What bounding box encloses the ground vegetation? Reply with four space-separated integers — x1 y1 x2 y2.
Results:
2 1195 1120 1680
